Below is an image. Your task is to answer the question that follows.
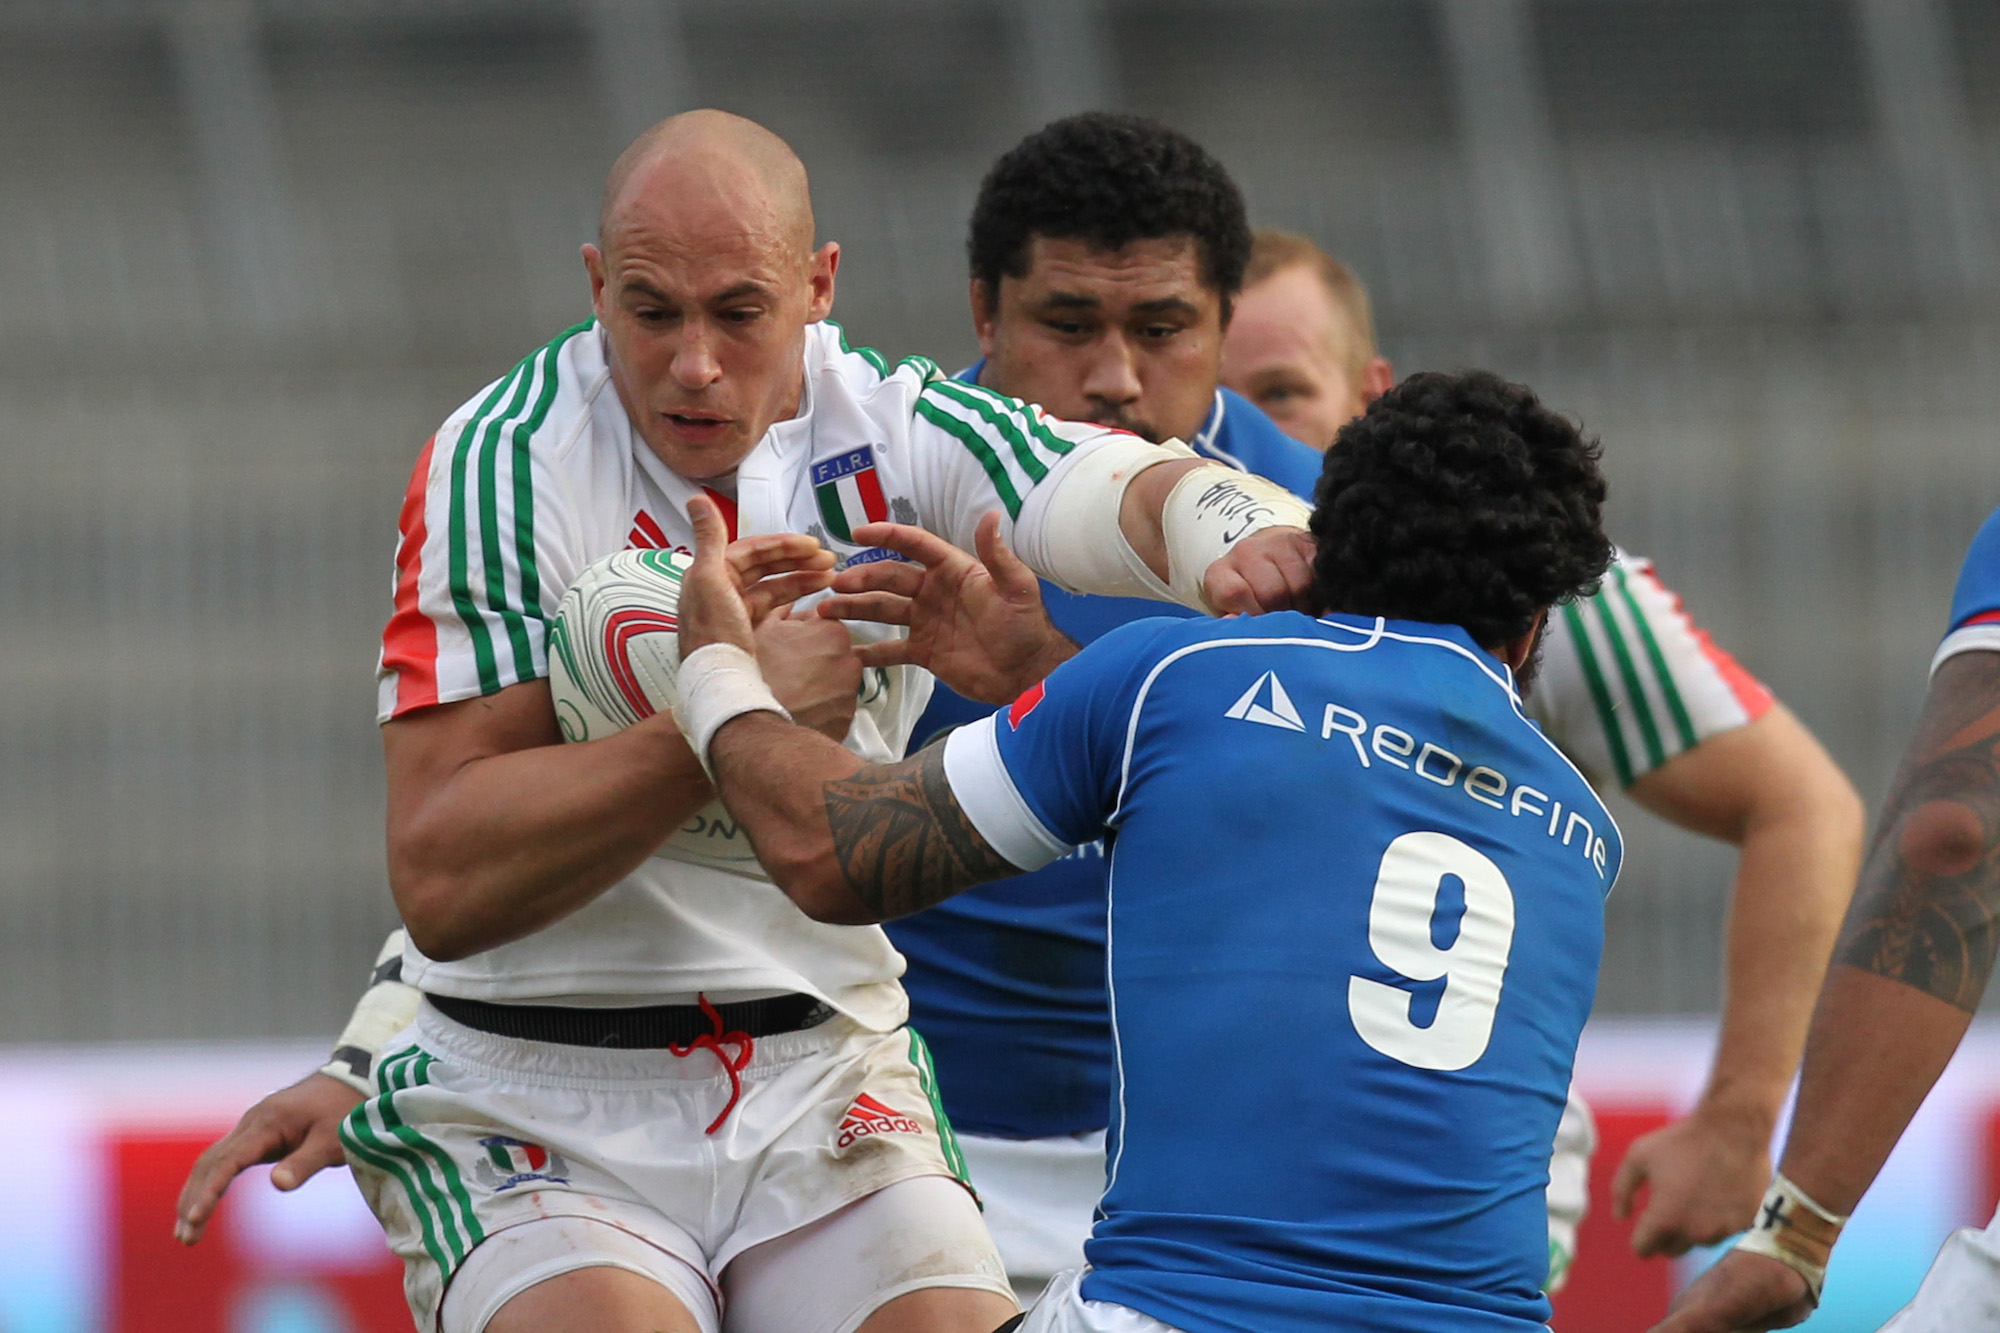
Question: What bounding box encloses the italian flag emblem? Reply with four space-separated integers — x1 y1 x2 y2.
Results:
811 446 889 542
487 1139 550 1174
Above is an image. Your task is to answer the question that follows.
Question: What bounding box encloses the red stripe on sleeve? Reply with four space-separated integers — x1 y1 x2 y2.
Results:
1641 566 1773 722
1961 609 2000 629
381 436 441 717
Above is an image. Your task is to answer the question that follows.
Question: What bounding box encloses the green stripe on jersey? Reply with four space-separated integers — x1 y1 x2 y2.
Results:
915 394 1023 518
446 367 527 696
826 320 890 378
927 379 1051 486
1561 601 1636 788
935 377 1077 468
1610 565 1699 752
448 321 591 695
1588 592 1666 772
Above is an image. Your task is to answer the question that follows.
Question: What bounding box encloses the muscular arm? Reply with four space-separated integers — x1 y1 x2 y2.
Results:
1778 649 2000 1208
385 679 713 961
707 714 1021 925
1649 652 2000 1332
1612 706 1864 1251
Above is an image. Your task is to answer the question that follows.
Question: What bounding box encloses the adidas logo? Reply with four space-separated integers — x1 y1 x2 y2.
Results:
1225 671 1305 732
835 1092 923 1150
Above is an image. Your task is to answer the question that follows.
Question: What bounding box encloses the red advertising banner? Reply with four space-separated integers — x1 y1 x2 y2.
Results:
110 1132 406 1333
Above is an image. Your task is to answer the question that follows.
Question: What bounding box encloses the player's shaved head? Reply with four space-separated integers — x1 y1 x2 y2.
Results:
583 109 839 480
599 109 815 263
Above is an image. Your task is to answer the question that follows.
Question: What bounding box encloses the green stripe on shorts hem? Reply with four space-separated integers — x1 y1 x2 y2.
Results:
906 1027 974 1197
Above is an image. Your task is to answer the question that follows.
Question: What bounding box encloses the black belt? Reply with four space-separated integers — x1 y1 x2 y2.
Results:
427 992 834 1048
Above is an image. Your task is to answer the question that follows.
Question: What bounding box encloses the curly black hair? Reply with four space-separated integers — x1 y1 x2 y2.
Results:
968 112 1252 307
1310 371 1612 652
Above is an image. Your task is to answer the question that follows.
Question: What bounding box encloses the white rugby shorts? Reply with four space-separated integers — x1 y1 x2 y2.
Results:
1544 1084 1596 1293
338 1002 1009 1331
1018 1269 1182 1333
958 1129 1105 1303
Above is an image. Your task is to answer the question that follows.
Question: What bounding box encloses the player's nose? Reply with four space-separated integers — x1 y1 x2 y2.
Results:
1079 341 1143 405
670 328 723 390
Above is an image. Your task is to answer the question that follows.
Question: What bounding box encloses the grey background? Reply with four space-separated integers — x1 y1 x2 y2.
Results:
0 0 1994 1041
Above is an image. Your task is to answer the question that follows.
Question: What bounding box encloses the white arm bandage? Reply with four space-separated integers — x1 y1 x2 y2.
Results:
1157 464 1314 613
672 642 791 779
1733 1173 1847 1306
1027 435 1191 602
320 929 423 1096
1026 436 1312 614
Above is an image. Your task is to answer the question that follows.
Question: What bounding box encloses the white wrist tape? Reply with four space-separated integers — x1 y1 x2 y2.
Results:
321 929 423 1096
1028 434 1192 602
1734 1173 1847 1306
1160 463 1314 614
672 642 790 779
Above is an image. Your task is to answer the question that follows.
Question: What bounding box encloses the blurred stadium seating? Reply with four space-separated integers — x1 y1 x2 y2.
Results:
0 0 1993 1045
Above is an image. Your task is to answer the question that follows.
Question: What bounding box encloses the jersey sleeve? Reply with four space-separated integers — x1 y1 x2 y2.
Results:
940 619 1168 870
375 404 582 723
1529 551 1774 788
903 375 1129 556
1933 506 2000 673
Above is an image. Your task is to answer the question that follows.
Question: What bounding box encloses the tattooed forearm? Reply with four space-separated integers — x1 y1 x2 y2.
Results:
821 743 1020 918
1835 652 2000 1011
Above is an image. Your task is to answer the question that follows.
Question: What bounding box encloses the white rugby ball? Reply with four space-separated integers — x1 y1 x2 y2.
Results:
548 548 763 873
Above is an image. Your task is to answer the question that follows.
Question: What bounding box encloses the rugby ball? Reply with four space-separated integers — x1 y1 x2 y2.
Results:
548 548 763 873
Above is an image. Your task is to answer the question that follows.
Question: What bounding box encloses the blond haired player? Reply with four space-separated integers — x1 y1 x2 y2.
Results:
177 111 1316 1333
1223 229 1867 1283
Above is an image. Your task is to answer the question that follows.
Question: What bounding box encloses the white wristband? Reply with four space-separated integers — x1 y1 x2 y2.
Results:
1733 1173 1847 1306
321 929 423 1096
672 642 791 779
1159 464 1313 613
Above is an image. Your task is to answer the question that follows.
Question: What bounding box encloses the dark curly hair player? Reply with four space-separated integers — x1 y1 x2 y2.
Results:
676 366 1631 1333
1311 369 1613 685
967 111 1253 315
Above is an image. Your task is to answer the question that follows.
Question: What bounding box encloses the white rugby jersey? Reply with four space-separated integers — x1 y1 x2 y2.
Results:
1532 551 1772 789
376 319 1128 1023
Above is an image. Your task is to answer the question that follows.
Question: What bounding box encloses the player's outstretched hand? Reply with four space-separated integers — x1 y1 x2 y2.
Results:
174 1071 363 1245
1204 526 1317 616
1613 1111 1769 1256
1646 1250 1814 1333
679 494 835 657
820 512 1076 705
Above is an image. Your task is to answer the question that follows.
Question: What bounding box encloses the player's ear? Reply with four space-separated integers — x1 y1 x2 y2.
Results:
1360 356 1395 404
806 242 840 322
583 243 610 318
1497 612 1545 676
971 279 999 356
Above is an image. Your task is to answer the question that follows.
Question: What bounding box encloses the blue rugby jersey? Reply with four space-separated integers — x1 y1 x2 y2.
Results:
1935 506 2000 673
942 612 1621 1332
886 378 1323 1138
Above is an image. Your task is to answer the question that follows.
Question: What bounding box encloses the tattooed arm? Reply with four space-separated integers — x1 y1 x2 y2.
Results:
707 714 1024 925
1769 650 2000 1200
1649 650 2000 1333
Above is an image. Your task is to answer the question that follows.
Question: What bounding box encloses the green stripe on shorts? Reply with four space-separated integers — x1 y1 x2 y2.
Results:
906 1027 974 1198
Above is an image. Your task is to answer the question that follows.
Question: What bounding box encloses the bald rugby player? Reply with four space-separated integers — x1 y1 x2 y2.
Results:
176 111 1317 1333
1223 230 1867 1274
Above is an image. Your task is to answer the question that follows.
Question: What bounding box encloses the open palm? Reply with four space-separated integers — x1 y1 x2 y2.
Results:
819 511 1076 705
